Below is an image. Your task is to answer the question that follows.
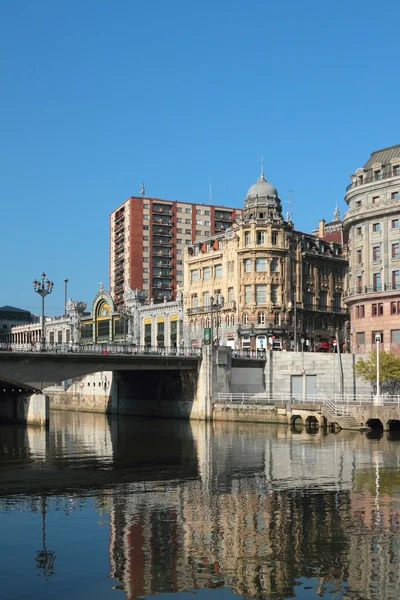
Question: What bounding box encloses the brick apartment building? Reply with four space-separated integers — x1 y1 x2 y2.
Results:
110 196 243 308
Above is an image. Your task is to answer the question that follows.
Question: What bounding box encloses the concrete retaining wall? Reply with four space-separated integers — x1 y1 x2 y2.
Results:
0 391 48 426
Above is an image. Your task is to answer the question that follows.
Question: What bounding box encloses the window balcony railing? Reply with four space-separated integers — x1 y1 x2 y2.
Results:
344 283 400 298
152 207 173 215
346 168 400 191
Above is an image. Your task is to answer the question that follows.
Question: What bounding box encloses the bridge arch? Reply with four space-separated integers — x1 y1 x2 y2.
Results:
291 414 303 427
366 418 383 430
305 415 319 429
387 419 400 431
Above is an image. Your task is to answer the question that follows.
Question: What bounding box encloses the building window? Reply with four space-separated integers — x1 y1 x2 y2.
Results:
203 266 210 279
372 196 379 204
192 294 198 308
215 264 222 277
391 330 400 345
270 284 278 304
374 170 382 181
244 259 252 273
242 313 249 326
393 270 400 289
257 231 266 245
356 332 365 346
185 219 191 224
392 243 400 259
271 231 278 245
319 291 327 310
373 246 381 262
270 258 278 272
356 249 362 264
357 275 363 293
218 240 222 249
177 270 183 276
177 218 183 223
372 223 380 233
392 219 399 229
258 312 265 325
355 305 365 318
356 226 362 237
66 330 70 343
177 238 182 244
373 273 381 292
57 331 63 344
244 232 250 246
372 303 383 316
49 332 54 345
157 321 165 348
203 292 210 307
185 208 191 214
393 165 400 176
274 313 280 326
244 285 252 304
191 269 199 282
391 191 399 199
256 258 267 272
228 287 234 302
256 284 267 304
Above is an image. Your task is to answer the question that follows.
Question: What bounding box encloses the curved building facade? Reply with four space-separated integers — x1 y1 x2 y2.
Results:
343 144 400 353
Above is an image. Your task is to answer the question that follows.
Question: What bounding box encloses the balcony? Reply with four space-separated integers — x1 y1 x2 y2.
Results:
152 282 173 290
152 239 173 247
302 303 348 314
152 227 173 236
152 250 174 258
152 218 173 226
152 207 173 216
344 284 400 299
346 168 400 192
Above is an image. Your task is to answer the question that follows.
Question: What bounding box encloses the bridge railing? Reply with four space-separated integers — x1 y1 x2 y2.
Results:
217 393 400 406
0 343 202 358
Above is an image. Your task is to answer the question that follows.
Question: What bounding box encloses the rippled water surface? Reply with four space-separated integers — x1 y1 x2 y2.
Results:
1 412 400 600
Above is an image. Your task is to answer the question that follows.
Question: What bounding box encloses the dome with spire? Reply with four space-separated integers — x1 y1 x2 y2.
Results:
246 174 279 200
243 170 283 222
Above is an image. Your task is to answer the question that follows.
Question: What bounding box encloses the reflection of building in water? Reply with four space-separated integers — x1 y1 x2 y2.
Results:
106 430 356 597
346 455 400 600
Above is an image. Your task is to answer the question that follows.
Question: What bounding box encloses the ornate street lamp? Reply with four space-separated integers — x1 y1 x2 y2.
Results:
210 295 224 347
64 278 69 316
33 273 54 350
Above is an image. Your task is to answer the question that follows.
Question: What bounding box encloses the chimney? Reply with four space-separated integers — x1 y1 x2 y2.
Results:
318 219 325 238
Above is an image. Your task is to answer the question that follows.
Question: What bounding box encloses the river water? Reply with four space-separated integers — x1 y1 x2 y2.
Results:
1 412 400 600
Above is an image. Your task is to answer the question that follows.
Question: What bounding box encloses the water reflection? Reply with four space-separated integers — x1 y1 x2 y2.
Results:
0 413 400 599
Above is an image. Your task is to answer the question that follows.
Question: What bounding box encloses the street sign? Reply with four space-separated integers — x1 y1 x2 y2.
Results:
204 328 211 345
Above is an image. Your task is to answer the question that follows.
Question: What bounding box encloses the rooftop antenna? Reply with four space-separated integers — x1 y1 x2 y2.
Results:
140 182 146 197
209 178 213 205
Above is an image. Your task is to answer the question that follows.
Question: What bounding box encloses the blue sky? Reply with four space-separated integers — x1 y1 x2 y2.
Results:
1 0 398 315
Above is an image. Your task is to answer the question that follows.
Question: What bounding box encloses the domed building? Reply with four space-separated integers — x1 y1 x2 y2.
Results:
184 170 349 352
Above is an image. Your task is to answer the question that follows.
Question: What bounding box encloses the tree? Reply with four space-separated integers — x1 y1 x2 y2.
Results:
354 350 400 394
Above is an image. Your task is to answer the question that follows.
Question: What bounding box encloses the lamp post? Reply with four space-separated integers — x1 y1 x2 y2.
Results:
210 295 224 347
33 273 54 350
64 279 69 316
375 333 381 405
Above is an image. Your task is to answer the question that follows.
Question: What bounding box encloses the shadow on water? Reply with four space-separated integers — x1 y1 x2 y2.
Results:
0 411 198 497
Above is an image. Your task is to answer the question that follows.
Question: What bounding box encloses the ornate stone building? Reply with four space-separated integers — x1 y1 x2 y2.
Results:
184 171 348 351
343 144 400 353
6 286 183 350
